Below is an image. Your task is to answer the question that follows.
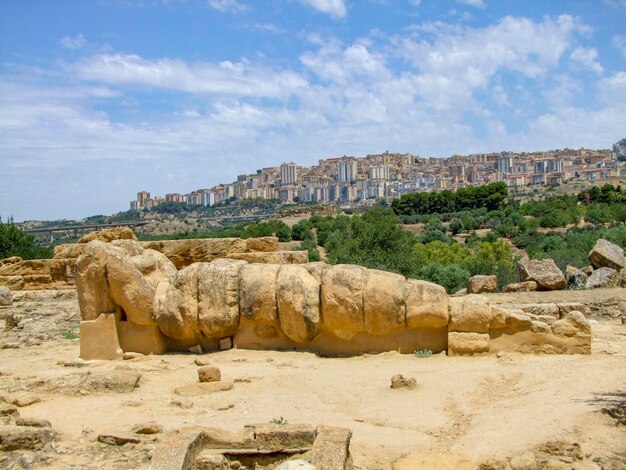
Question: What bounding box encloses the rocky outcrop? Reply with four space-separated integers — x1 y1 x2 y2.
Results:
76 241 593 358
0 286 12 306
467 275 497 294
565 266 587 290
586 267 619 288
588 238 625 271
517 259 566 290
78 226 138 244
503 281 537 292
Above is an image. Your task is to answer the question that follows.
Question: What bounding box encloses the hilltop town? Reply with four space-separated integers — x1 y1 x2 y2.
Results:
131 139 626 211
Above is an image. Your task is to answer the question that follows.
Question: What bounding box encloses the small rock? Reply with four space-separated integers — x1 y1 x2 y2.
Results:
479 456 511 470
189 345 203 354
219 336 233 350
61 359 89 368
97 432 140 445
174 382 233 397
0 425 55 450
132 422 162 434
588 238 625 270
0 286 13 307
1 342 20 349
121 400 143 407
169 399 194 409
509 451 536 470
503 281 538 293
390 374 417 390
586 267 618 289
0 403 19 416
467 275 497 294
194 357 211 366
8 393 41 407
123 352 144 360
15 417 52 428
198 366 221 383
213 402 235 411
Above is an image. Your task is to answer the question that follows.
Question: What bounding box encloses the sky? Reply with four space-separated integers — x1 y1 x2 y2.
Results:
1 0 626 221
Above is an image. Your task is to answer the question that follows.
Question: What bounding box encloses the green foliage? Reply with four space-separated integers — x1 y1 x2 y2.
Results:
141 219 292 242
0 217 52 259
291 219 314 241
61 329 80 340
270 417 288 425
413 349 433 357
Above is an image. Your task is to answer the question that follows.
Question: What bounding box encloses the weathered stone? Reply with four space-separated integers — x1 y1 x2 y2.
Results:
195 451 230 469
517 259 565 290
557 303 591 318
0 275 24 290
129 248 177 287
197 259 245 339
588 238 625 270
503 281 538 293
277 265 321 343
275 460 316 470
78 227 138 244
33 370 141 394
0 286 12 306
240 263 280 324
219 337 232 350
0 256 22 265
448 332 490 356
132 422 162 434
363 269 406 335
198 366 221 383
390 374 417 390
552 311 591 337
449 294 492 333
118 320 168 355
581 265 594 276
405 279 449 329
586 267 618 288
393 451 472 470
516 303 560 319
509 451 536 470
0 425 55 450
5 393 41 407
254 423 317 451
157 263 203 342
98 432 140 445
505 312 532 331
75 242 117 321
142 238 248 270
0 403 18 416
467 275 497 294
309 425 353 470
321 264 365 340
15 417 51 428
530 321 551 334
149 427 208 470
229 251 309 264
245 236 279 252
80 313 123 361
173 382 233 397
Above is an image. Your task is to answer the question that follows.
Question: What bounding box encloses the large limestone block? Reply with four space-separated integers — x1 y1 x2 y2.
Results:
75 242 117 321
405 279 449 329
588 238 625 270
228 251 309 264
277 265 321 343
245 236 279 252
503 281 538 292
78 226 138 244
254 423 317 451
363 269 406 335
467 275 497 294
586 267 618 288
448 294 492 333
106 252 156 325
117 320 168 355
53 243 86 260
552 311 591 337
0 276 24 291
197 259 245 339
129 248 177 287
80 313 123 360
141 238 248 269
240 263 280 324
309 425 353 470
321 264 365 340
110 239 144 256
0 259 50 276
448 332 490 356
0 256 22 265
157 264 203 341
517 258 566 290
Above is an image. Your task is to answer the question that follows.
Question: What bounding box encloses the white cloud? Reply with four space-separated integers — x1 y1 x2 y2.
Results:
456 0 486 9
613 35 626 57
207 0 248 13
61 33 87 50
409 0 421 6
298 0 347 19
73 53 307 97
570 47 604 74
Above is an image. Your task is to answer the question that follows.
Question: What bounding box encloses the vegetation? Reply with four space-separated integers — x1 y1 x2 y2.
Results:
0 217 52 259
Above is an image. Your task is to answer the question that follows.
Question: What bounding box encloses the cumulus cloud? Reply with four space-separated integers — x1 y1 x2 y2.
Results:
298 0 347 19
456 0 486 9
570 47 604 74
613 35 626 57
207 0 248 13
61 33 87 49
73 53 307 97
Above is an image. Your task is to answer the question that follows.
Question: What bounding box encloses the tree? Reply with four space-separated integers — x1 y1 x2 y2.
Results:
0 217 52 259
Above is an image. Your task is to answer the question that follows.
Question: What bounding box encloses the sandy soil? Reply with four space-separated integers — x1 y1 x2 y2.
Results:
0 291 625 469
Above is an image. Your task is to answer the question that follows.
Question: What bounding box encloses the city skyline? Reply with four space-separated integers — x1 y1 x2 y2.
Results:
1 0 626 220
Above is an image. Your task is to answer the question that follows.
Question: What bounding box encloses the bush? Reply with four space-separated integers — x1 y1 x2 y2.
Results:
0 217 52 259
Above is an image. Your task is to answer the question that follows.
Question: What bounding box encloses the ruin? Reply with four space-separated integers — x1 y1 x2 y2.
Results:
75 239 592 359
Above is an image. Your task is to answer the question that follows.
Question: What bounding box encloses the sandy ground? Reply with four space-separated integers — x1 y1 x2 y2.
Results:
0 291 625 469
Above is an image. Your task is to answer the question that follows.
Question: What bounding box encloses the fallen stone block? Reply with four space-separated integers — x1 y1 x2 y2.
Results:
0 425 55 451
98 432 140 445
254 423 317 452
309 425 353 470
448 332 490 356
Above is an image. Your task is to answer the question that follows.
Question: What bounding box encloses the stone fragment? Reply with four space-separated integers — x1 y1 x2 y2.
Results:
277 265 321 343
240 263 280 324
245 236 279 252
517 258 565 290
588 238 625 270
0 425 55 450
78 227 138 244
6 393 41 407
448 294 492 333
254 423 317 451
586 267 618 288
198 366 221 383
509 451 536 470
97 432 140 445
194 357 211 366
219 337 232 350
118 321 168 355
581 265 594 276
123 352 144 360
448 332 490 356
132 422 162 434
309 425 353 470
551 311 591 337
0 275 24 290
195 451 230 469
517 303 560 319
79 313 123 361
405 279 449 329
173 382 233 397
15 417 51 428
320 264 365 340
505 312 532 331
503 281 538 293
33 370 141 394
390 374 417 390
363 269 406 335
0 286 12 306
0 403 18 416
530 321 551 334
129 248 177 287
557 303 591 318
197 259 245 339
477 456 511 470
565 266 588 290
142 238 248 269
467 275 497 294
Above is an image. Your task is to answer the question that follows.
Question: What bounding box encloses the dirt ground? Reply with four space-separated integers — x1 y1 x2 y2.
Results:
0 290 625 469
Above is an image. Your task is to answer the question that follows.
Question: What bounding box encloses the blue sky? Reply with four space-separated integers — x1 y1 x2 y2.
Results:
1 0 625 221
